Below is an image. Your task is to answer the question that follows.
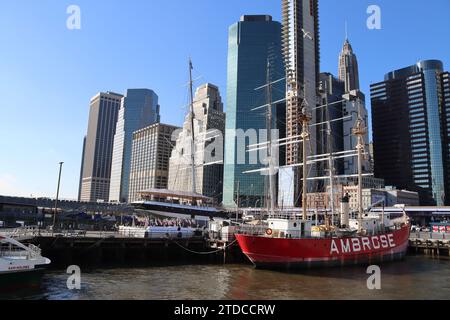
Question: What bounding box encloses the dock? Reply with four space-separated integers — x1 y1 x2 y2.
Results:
0 228 247 267
409 232 450 257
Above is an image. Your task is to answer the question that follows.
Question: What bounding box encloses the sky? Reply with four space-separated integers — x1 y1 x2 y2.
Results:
0 0 449 200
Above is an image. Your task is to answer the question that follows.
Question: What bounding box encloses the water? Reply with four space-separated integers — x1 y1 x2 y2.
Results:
2 256 450 300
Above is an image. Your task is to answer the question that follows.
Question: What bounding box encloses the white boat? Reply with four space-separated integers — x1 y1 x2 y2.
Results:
0 235 51 291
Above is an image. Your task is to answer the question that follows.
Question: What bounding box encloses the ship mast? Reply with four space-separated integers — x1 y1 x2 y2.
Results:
324 93 336 226
265 61 277 217
188 58 197 195
352 100 367 233
300 87 312 221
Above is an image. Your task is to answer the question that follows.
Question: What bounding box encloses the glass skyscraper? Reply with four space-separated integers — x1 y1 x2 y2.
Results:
109 89 160 203
371 60 449 205
222 15 285 208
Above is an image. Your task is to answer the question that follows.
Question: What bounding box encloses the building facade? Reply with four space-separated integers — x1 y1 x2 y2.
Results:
313 38 370 195
79 92 123 203
338 38 360 93
442 72 450 203
280 0 320 207
168 84 225 204
371 60 449 205
109 89 160 203
306 186 419 213
78 136 86 201
128 123 179 203
223 15 285 208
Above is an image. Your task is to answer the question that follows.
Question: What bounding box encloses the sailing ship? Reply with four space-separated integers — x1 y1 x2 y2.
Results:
0 235 51 291
131 59 228 223
235 62 410 270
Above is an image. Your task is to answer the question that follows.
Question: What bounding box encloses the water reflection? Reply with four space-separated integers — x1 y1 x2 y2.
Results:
1 256 449 300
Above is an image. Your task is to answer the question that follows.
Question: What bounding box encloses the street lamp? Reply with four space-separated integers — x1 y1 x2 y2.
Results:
52 162 64 235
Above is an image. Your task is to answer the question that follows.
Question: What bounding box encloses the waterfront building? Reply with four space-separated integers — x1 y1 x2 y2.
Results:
109 89 160 203
223 15 285 208
371 60 449 205
168 84 225 204
306 186 419 213
280 0 320 207
79 92 123 203
128 123 180 203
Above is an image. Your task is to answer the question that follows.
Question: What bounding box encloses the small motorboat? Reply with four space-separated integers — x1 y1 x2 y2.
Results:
0 235 51 291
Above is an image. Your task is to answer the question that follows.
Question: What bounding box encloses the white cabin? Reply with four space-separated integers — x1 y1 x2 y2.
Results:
267 218 313 238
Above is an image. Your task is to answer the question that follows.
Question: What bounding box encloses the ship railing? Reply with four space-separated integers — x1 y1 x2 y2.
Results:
236 224 402 239
410 232 448 241
0 244 29 258
27 244 42 258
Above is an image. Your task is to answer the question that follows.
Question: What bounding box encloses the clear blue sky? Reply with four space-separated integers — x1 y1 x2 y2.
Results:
0 0 449 199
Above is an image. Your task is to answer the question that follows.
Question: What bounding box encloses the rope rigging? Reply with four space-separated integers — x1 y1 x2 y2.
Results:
172 238 238 255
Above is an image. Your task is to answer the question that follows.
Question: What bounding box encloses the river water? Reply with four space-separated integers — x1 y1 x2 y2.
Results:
3 256 450 300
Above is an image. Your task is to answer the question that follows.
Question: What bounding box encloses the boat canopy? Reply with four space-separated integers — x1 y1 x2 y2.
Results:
138 189 212 202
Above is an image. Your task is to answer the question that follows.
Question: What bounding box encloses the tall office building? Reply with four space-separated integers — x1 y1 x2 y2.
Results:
128 123 180 203
280 0 320 207
168 84 225 204
338 38 360 93
222 15 285 208
442 72 450 203
77 136 86 201
371 60 449 205
316 73 345 179
109 89 160 203
316 73 370 186
342 90 370 176
313 35 372 198
79 92 123 203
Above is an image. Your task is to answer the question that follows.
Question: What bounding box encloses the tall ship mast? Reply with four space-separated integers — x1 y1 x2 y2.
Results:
131 59 229 222
188 58 197 195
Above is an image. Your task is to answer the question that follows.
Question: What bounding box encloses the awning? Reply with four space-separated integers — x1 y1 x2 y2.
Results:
138 189 212 201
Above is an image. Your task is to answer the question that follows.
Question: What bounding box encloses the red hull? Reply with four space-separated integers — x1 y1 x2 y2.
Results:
236 224 411 270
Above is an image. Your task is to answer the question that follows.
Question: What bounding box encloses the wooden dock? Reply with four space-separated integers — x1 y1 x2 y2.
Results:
409 232 450 257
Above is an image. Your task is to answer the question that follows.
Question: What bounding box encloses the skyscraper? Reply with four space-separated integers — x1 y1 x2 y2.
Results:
222 15 285 208
280 0 320 207
128 123 180 203
316 73 371 188
371 60 449 205
316 73 345 178
109 89 160 203
338 38 360 93
79 92 123 203
77 136 86 201
168 84 225 204
442 71 450 203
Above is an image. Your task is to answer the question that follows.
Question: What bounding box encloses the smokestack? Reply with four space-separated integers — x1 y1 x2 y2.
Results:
340 193 350 228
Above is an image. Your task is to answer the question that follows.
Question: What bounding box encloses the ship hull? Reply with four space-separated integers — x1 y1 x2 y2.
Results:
0 268 46 292
236 224 410 270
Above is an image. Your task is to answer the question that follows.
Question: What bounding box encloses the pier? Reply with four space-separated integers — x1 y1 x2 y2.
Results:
409 232 450 257
3 226 449 269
